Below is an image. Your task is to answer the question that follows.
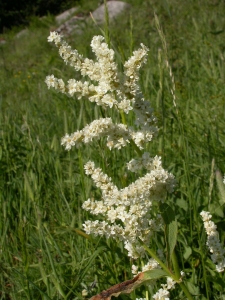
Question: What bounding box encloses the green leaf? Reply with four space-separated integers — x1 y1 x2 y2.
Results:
183 246 192 260
186 281 200 295
160 203 178 261
215 170 225 206
142 269 168 281
79 246 106 282
176 198 188 211
161 0 171 18
212 277 225 292
209 202 224 218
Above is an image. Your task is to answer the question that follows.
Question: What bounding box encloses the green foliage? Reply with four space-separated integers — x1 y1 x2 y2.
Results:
0 0 81 33
159 203 177 264
0 0 225 299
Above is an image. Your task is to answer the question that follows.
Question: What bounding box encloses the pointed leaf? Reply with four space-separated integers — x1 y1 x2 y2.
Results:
160 203 178 261
215 170 225 206
142 269 168 280
183 246 192 260
186 281 200 295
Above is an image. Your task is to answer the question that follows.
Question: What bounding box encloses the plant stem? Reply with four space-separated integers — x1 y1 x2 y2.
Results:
120 110 142 157
142 243 194 300
130 140 142 156
179 282 194 300
171 251 180 279
142 243 172 275
120 110 126 125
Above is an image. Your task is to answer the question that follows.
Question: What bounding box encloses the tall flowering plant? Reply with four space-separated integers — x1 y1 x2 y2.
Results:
45 31 175 261
45 32 225 300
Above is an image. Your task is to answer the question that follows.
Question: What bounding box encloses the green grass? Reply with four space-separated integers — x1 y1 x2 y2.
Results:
0 0 225 299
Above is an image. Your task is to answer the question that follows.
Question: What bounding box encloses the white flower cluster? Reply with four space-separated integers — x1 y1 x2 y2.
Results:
61 118 130 150
142 258 160 272
223 175 225 184
152 277 177 300
200 211 225 272
47 32 176 261
153 288 170 300
132 255 179 300
61 117 158 151
127 153 162 173
132 258 160 275
124 44 148 96
45 32 158 151
82 160 175 259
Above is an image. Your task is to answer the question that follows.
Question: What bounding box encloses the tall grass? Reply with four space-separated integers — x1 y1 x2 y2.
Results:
0 0 225 299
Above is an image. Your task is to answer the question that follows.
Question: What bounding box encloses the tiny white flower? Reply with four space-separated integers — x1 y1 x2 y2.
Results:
47 31 61 44
131 264 139 275
153 288 170 300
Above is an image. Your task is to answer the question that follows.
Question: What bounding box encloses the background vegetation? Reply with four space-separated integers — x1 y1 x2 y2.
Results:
0 0 225 299
0 0 81 33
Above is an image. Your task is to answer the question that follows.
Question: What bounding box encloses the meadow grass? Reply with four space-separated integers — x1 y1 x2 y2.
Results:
0 0 225 299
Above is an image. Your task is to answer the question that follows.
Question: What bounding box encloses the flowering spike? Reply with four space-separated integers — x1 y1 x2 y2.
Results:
200 211 225 272
46 32 176 259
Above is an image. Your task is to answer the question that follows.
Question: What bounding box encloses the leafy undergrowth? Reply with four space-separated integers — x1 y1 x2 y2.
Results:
0 0 225 299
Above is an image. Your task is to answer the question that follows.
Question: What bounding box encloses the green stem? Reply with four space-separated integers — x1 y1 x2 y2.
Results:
103 0 110 47
78 149 86 200
142 243 174 277
130 140 142 157
179 282 194 300
142 243 194 300
120 110 126 125
120 110 142 157
171 251 180 280
171 251 194 299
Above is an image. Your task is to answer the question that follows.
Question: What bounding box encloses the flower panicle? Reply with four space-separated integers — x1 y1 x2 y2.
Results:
46 32 176 260
46 31 158 151
61 117 158 151
82 160 175 258
200 211 225 272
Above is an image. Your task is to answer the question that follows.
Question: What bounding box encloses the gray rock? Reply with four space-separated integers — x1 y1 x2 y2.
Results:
55 7 78 24
0 39 6 45
54 1 132 37
91 1 131 24
56 15 86 36
16 28 29 39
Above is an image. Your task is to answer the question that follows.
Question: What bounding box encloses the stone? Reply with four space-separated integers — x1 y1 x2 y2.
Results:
55 15 86 36
91 1 131 24
53 1 131 37
16 28 29 38
55 7 78 24
0 38 6 45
